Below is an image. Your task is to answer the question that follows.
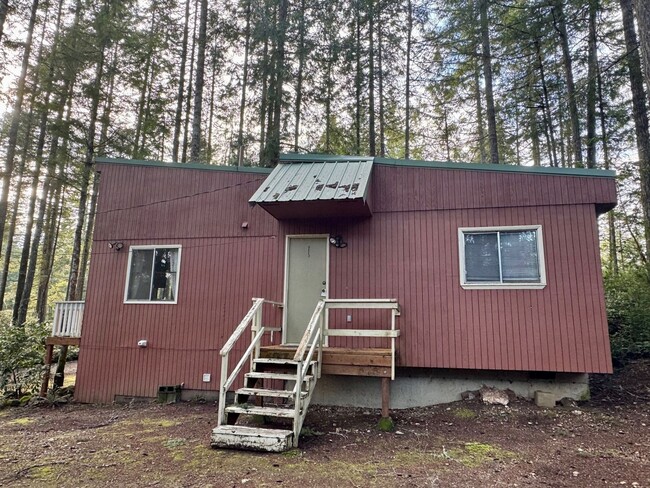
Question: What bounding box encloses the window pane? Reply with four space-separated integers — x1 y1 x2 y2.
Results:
500 230 540 282
151 248 179 301
127 249 154 300
464 233 500 282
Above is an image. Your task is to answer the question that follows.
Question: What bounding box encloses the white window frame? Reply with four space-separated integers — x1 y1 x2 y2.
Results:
458 225 546 290
124 245 182 304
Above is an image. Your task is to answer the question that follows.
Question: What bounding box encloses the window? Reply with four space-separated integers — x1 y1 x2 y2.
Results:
125 246 181 303
458 226 546 289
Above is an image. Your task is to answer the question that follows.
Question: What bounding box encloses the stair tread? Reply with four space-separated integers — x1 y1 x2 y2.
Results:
212 425 293 437
211 425 294 452
254 358 316 366
245 372 313 381
225 405 297 418
236 387 306 399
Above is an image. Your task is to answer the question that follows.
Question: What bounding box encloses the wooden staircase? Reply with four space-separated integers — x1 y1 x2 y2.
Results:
211 357 317 452
211 298 399 452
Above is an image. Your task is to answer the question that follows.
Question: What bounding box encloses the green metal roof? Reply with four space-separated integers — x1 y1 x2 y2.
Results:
94 157 273 174
94 154 615 179
249 155 374 204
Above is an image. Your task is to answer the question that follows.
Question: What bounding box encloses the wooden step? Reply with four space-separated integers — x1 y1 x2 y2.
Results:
245 372 313 382
225 404 297 418
211 425 293 452
254 358 316 366
236 387 306 399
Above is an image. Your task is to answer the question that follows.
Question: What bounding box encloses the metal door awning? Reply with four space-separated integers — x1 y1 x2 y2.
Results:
249 154 374 219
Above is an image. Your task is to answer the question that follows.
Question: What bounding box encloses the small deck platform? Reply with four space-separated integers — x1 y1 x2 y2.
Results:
260 346 393 378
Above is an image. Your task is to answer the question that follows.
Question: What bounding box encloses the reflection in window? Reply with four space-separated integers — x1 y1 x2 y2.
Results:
126 247 180 302
462 229 542 285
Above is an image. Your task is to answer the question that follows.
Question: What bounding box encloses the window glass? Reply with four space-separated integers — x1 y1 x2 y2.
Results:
461 228 543 286
500 230 540 282
464 232 500 282
126 247 180 302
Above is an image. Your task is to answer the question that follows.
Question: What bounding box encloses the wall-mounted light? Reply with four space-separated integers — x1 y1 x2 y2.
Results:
329 235 347 248
108 241 124 251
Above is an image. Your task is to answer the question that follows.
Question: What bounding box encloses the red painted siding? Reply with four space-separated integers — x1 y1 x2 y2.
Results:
75 163 615 403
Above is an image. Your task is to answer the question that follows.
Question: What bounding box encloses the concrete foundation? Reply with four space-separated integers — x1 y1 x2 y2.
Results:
312 368 589 409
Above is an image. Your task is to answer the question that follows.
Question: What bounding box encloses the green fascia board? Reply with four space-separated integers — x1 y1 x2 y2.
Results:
94 157 273 174
373 157 615 178
279 153 615 178
279 153 374 163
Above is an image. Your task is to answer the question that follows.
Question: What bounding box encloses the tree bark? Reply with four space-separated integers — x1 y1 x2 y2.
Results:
586 0 598 169
474 61 486 163
238 0 251 164
172 0 191 163
368 0 376 156
404 0 412 159
479 0 498 163
190 0 208 162
0 0 40 264
133 9 155 159
621 0 650 265
634 0 650 92
355 0 362 154
0 0 8 41
182 0 199 163
535 39 559 167
552 0 582 167
293 0 306 153
377 1 385 157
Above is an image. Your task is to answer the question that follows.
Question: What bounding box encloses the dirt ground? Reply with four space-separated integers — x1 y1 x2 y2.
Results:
1 361 649 487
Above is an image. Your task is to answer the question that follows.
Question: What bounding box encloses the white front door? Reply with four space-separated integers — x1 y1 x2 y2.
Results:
284 236 328 344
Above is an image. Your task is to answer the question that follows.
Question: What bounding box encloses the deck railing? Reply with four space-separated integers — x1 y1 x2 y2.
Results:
217 298 283 426
52 301 85 338
293 299 401 379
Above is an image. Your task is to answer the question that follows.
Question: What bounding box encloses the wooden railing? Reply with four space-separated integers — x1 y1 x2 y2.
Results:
217 298 282 426
52 301 85 338
293 298 401 379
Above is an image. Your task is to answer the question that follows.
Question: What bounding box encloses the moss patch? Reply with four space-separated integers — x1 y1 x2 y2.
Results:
377 416 395 432
448 442 514 467
453 407 477 420
9 417 34 426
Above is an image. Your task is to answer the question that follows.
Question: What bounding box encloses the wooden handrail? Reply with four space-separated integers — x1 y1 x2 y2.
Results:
219 298 264 356
293 300 325 361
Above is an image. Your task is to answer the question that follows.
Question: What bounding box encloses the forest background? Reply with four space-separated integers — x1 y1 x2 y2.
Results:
1 0 650 393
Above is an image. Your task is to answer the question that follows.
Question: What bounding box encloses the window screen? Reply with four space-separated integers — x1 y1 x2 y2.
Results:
126 247 180 302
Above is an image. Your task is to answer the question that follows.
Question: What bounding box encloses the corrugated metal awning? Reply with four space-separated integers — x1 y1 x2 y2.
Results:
249 154 374 219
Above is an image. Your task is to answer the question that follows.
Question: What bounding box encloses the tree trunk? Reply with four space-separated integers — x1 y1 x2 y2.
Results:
355 0 362 155
0 0 39 262
621 0 650 265
479 0 498 163
56 1 109 389
182 0 199 163
206 40 217 163
474 61 486 163
0 0 8 41
259 34 270 162
190 0 208 162
377 1 385 157
172 0 191 163
74 175 99 300
404 0 413 159
368 0 376 156
535 39 559 167
527 70 541 167
293 0 305 153
596 57 617 273
634 0 650 93
552 0 582 167
586 0 598 169
237 1 251 165
133 10 155 159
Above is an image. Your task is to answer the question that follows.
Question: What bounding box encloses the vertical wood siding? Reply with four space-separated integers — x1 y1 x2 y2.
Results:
75 163 615 403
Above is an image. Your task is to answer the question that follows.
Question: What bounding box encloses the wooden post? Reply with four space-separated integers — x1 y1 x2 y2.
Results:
39 344 54 397
381 377 390 418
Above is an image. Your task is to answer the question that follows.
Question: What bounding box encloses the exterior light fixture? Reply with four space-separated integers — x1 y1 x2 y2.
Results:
108 241 124 251
329 235 347 248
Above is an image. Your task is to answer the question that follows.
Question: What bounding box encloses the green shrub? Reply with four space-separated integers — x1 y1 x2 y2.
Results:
0 312 48 398
604 268 650 360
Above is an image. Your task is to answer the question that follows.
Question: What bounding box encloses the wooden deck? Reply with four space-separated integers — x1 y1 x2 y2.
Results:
260 346 393 378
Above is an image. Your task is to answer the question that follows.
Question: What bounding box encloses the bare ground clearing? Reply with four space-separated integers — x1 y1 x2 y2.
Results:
1 360 649 487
